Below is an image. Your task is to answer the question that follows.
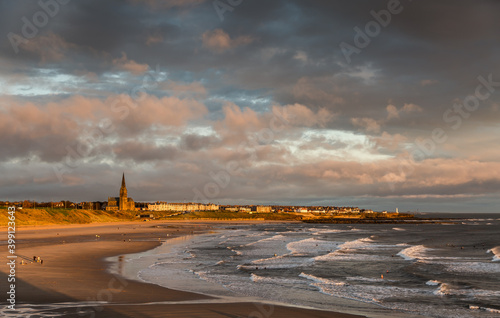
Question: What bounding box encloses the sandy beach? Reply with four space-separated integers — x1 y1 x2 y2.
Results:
1 221 365 318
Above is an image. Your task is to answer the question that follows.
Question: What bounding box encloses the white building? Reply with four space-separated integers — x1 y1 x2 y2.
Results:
148 202 219 212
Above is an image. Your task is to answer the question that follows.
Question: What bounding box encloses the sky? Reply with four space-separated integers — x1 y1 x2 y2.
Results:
1 0 499 212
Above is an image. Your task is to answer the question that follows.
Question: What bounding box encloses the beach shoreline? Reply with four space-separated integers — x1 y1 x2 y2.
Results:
0 220 365 317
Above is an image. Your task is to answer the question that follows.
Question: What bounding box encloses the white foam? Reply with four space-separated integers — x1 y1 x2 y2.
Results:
315 237 394 262
311 228 345 235
183 250 196 259
433 283 452 296
426 280 440 286
299 272 348 286
310 227 362 235
286 237 340 255
315 253 387 262
238 262 301 270
250 273 303 285
346 276 392 283
431 281 500 298
487 246 500 262
250 254 312 269
392 228 406 231
485 307 500 313
444 261 500 274
299 272 430 305
397 245 433 261
230 248 242 256
250 273 270 283
245 234 286 247
469 305 500 313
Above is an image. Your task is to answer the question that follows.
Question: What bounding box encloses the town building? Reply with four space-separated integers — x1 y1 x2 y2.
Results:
106 173 136 211
251 206 272 213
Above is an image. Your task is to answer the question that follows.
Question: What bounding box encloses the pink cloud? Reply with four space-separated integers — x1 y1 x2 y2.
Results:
112 52 149 75
351 117 381 133
202 29 254 53
386 103 423 120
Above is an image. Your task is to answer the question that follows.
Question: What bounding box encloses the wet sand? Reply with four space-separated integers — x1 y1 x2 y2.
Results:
0 221 365 317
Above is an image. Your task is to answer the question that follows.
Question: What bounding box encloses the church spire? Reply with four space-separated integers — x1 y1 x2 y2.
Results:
121 172 126 188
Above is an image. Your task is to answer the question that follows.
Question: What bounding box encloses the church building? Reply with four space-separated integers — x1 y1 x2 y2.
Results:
106 173 136 211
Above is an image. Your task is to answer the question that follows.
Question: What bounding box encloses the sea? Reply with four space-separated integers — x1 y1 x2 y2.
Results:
110 213 500 318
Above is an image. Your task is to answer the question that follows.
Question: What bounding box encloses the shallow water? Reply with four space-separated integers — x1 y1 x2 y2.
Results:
116 214 500 318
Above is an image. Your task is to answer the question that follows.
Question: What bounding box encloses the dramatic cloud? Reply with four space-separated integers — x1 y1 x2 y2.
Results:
202 29 254 53
1 0 499 212
129 0 206 9
112 53 149 75
386 103 423 120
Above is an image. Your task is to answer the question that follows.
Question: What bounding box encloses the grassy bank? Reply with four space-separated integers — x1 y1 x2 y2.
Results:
0 207 303 226
0 207 136 226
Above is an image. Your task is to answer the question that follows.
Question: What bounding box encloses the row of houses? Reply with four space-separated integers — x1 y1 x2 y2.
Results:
2 200 388 215
147 202 219 212
293 207 377 213
222 206 272 213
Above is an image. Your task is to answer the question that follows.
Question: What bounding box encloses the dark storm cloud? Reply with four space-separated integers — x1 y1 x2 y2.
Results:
1 0 500 211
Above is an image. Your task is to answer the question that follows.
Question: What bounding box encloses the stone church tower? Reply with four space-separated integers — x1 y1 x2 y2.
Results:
119 173 128 210
106 173 135 211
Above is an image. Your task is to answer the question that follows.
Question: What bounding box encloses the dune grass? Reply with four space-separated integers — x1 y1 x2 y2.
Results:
0 207 136 227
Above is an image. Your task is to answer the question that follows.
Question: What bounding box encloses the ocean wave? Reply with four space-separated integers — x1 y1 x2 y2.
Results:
397 245 432 261
286 237 340 255
444 261 500 274
392 227 406 231
183 250 196 259
315 237 394 262
244 234 286 247
433 282 500 298
310 227 361 235
311 229 345 235
346 276 394 283
315 252 388 262
299 272 348 286
225 245 243 256
250 273 303 285
469 305 500 313
433 283 453 296
397 245 484 266
299 272 429 305
250 252 314 268
237 263 299 270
